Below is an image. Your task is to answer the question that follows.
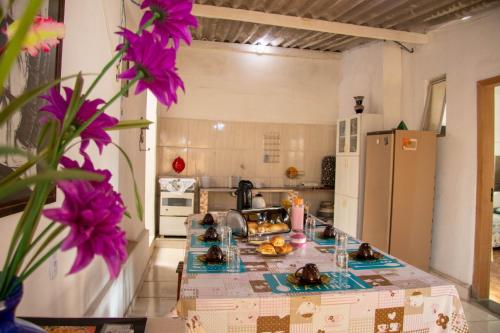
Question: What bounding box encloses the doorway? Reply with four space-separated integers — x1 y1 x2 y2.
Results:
474 75 500 312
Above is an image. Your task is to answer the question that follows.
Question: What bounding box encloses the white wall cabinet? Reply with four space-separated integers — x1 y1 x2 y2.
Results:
334 114 383 238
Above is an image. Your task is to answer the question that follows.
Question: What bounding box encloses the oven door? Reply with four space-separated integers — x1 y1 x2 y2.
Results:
159 192 195 216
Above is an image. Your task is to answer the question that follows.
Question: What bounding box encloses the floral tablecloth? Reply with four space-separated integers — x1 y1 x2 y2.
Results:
176 214 469 333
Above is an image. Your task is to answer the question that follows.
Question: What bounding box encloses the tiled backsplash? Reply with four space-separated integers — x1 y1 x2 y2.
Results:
157 118 336 187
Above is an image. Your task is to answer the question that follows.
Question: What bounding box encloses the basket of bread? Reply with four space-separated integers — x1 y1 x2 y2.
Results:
241 207 291 237
256 236 294 256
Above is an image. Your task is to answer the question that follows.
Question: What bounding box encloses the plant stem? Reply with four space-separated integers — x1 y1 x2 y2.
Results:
64 72 144 153
17 240 63 285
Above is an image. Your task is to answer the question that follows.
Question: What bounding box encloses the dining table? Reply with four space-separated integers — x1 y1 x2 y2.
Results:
174 213 469 333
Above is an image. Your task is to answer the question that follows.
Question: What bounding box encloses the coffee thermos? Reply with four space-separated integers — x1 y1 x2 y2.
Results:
236 180 253 210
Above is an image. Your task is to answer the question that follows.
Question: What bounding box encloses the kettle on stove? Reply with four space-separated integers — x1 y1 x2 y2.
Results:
236 180 253 210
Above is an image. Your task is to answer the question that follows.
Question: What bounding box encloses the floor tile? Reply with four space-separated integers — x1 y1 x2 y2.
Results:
127 297 177 317
468 320 500 333
156 238 187 249
138 281 178 298
462 301 499 322
145 264 178 282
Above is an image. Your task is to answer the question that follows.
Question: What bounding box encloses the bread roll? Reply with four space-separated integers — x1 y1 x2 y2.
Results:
247 222 258 235
257 225 267 234
283 243 294 253
258 243 276 255
275 243 293 254
270 235 285 247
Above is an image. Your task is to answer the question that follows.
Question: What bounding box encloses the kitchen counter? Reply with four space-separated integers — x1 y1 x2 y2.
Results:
198 186 334 213
200 186 334 192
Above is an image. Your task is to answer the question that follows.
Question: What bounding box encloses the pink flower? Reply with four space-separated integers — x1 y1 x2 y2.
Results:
5 16 64 56
40 87 118 154
140 0 197 49
118 29 184 107
43 156 127 279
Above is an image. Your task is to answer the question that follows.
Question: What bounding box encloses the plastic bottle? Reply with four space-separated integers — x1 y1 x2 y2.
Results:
291 197 304 232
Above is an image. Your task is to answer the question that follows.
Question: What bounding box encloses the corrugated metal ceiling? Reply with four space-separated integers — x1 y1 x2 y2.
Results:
192 0 500 52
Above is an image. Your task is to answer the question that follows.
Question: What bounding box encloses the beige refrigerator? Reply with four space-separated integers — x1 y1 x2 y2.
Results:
362 130 437 271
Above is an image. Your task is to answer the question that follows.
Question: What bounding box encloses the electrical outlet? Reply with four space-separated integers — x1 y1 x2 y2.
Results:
48 253 57 280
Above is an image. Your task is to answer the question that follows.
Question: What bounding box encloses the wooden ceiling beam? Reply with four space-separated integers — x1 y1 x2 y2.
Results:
192 4 429 44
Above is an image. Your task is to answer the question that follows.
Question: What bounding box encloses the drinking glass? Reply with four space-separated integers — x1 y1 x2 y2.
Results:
227 245 241 273
218 226 232 251
336 249 349 272
305 214 315 240
336 231 348 251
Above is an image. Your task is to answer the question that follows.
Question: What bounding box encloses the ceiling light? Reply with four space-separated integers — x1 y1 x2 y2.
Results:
461 16 472 21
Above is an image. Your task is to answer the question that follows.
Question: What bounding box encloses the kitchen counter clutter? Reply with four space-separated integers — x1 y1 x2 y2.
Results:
174 214 470 333
199 186 334 214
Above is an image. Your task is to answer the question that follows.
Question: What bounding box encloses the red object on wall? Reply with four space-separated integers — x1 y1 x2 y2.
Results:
172 156 185 173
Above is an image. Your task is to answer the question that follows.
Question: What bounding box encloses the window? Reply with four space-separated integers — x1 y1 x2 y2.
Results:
422 75 447 136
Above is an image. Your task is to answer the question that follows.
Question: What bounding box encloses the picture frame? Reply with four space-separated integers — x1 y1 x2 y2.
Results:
0 0 65 218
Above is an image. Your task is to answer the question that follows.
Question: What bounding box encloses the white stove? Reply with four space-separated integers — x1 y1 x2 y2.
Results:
158 177 196 237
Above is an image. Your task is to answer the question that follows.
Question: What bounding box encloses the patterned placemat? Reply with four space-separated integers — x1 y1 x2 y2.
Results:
310 233 360 246
186 251 246 274
347 251 405 270
263 271 372 294
190 234 237 248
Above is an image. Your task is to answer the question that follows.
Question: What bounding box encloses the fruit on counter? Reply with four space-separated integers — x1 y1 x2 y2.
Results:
286 166 298 179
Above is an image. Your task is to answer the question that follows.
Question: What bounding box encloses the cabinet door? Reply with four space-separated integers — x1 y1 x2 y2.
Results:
337 120 347 154
348 116 360 154
334 194 358 237
334 156 348 196
334 193 347 231
346 156 359 198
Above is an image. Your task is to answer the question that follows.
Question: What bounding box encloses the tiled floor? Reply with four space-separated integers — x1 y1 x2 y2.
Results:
128 238 500 332
127 238 185 318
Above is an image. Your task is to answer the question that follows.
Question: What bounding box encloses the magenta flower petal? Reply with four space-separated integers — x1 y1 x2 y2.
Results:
118 30 184 107
40 87 119 154
140 0 197 49
42 157 127 279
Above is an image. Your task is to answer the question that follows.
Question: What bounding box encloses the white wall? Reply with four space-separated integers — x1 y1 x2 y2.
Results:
338 42 384 119
0 0 149 316
338 41 402 129
161 41 341 125
401 8 500 285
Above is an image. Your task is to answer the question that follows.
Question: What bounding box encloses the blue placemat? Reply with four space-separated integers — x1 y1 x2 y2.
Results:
191 220 214 229
190 234 237 248
310 233 360 246
186 251 246 274
263 271 372 294
347 251 404 270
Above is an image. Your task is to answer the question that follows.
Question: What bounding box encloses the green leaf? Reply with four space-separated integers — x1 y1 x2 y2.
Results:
18 239 63 284
61 73 84 133
111 142 144 221
0 0 45 92
0 169 104 201
0 74 81 127
106 119 153 131
21 224 65 278
0 146 34 158
0 149 49 187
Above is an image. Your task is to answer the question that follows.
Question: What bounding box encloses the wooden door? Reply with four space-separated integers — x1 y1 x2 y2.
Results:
474 75 500 299
362 133 394 253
